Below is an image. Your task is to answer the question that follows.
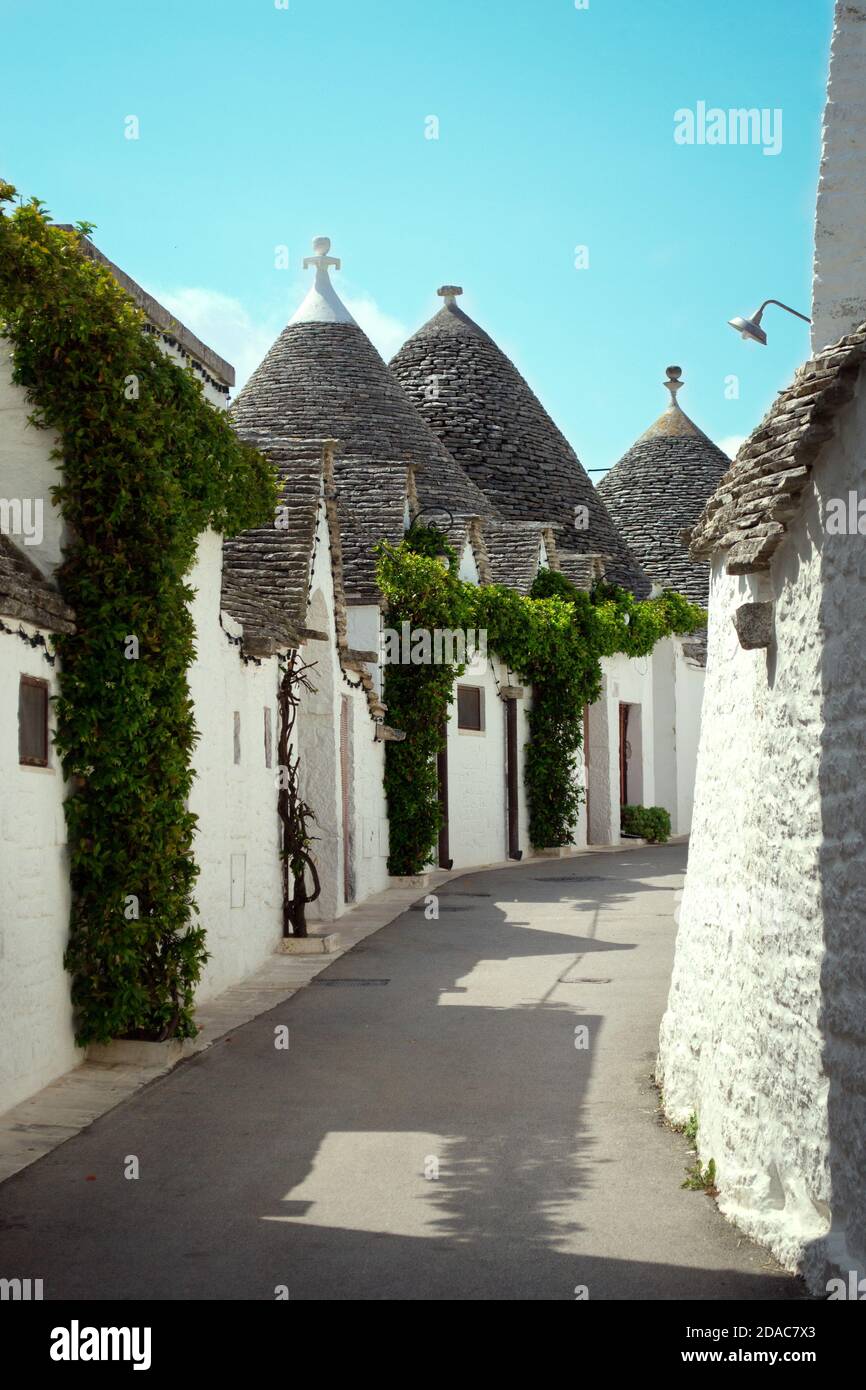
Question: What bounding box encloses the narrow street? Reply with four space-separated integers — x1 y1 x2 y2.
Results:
0 845 799 1301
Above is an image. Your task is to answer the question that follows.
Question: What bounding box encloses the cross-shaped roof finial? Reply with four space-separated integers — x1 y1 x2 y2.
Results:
438 285 463 306
664 365 684 406
289 235 357 326
304 236 341 277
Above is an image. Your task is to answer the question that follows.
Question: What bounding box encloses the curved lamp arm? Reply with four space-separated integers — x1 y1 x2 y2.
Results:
756 299 812 325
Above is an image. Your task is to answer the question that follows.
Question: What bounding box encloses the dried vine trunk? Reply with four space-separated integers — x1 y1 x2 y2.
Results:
277 652 321 937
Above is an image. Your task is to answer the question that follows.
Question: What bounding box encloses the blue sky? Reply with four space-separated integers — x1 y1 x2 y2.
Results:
1 0 834 475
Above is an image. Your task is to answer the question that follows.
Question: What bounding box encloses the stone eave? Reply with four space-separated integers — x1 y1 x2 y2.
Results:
687 325 866 574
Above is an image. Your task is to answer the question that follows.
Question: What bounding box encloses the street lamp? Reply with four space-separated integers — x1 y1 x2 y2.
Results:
728 299 811 346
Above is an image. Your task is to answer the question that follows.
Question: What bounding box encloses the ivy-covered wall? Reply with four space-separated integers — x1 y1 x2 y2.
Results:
377 529 705 875
0 186 277 1044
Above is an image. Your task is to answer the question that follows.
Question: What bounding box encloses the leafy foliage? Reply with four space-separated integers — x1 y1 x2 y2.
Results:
377 529 705 873
621 804 672 843
0 184 277 1042
376 529 472 876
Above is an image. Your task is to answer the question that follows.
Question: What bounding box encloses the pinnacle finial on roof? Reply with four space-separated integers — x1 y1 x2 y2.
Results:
304 236 341 276
289 236 357 327
438 285 463 305
664 365 684 407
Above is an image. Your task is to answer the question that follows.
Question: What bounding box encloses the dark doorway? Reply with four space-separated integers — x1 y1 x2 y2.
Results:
619 702 629 806
505 696 521 859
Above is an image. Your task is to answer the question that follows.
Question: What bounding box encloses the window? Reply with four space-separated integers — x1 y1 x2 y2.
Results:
457 685 485 732
233 711 241 765
19 676 49 767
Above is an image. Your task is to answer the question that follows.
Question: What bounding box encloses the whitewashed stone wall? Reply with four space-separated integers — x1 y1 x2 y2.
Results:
652 636 706 836
0 355 66 578
673 639 704 834
812 0 866 353
658 370 866 1291
446 654 508 869
301 505 390 919
348 687 391 904
586 653 655 844
515 685 537 854
651 637 677 831
186 531 284 1001
0 625 76 1113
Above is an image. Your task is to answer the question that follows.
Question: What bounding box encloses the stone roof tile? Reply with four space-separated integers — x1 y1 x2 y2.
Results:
0 535 75 634
597 368 730 606
221 440 321 652
389 293 650 595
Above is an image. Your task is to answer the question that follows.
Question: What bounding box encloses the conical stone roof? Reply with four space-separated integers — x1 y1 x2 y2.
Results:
389 288 649 595
231 243 495 536
596 367 730 607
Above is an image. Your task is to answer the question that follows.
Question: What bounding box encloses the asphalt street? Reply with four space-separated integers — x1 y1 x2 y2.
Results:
0 844 801 1300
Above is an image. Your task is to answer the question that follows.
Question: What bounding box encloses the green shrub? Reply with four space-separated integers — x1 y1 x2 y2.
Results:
621 804 672 843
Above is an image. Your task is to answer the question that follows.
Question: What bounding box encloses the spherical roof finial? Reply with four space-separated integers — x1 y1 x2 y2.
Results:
665 365 684 405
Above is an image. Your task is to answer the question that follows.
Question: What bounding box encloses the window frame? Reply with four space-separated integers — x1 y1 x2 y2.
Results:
456 684 485 735
19 674 50 768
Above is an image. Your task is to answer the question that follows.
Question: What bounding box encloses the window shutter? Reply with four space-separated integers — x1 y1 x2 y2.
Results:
19 677 49 766
457 685 484 732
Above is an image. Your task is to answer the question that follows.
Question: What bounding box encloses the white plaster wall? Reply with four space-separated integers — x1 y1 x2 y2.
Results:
0 626 77 1113
673 639 705 835
812 1 866 353
446 654 508 870
155 338 230 410
652 638 677 830
515 685 537 855
347 603 383 699
586 683 613 845
658 371 866 1289
589 653 655 843
0 353 66 578
298 585 342 923
301 507 390 919
349 690 390 903
650 635 706 836
187 531 283 1000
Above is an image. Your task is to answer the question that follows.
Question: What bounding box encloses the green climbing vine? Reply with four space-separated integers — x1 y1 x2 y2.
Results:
0 185 277 1043
377 528 705 874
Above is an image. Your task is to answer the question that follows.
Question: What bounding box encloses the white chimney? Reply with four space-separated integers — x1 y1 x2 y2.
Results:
812 1 866 354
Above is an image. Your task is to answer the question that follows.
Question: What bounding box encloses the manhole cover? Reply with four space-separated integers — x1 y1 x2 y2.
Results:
558 975 612 984
409 903 477 912
534 875 611 883
312 978 390 986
